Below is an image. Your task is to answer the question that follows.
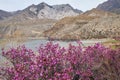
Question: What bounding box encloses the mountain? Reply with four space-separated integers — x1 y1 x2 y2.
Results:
5 2 82 21
44 9 118 40
0 2 82 39
97 0 120 14
0 10 13 20
1 2 120 40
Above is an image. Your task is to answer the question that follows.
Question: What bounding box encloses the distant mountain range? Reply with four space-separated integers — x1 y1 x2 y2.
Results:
97 0 120 14
0 1 120 40
0 2 82 21
1 0 120 21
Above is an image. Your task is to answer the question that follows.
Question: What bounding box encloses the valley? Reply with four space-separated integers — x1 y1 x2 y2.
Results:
0 0 120 80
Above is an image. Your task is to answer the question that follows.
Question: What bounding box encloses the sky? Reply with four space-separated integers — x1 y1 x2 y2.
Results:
0 0 107 12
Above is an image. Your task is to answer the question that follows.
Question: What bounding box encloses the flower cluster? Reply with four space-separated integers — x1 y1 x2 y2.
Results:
0 42 120 80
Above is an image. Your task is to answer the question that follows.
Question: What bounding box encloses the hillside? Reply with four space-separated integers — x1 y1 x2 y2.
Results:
44 9 117 40
97 0 120 14
0 10 13 20
0 19 56 39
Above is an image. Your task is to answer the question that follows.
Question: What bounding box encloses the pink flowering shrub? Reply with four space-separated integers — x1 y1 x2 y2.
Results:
0 42 120 80
84 44 120 80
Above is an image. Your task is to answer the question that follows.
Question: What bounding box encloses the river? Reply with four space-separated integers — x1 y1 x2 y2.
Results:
4 39 109 50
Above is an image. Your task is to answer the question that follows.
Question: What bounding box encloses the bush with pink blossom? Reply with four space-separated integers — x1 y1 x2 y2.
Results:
0 42 120 80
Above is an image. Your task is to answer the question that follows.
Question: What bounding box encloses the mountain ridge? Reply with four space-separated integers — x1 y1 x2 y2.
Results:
0 2 82 21
1 1 120 40
97 0 120 14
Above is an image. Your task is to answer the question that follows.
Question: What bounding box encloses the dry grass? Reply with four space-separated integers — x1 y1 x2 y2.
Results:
103 39 120 49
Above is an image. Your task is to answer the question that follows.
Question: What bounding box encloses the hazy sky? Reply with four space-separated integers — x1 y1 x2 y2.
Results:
0 0 107 12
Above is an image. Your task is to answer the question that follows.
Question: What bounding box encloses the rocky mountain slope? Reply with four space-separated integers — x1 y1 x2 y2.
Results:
97 0 120 14
0 19 56 39
0 2 82 39
44 9 118 40
0 10 13 20
1 1 120 40
74 15 120 39
4 2 82 21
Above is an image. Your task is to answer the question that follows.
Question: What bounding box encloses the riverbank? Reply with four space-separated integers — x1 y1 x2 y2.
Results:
0 38 111 49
